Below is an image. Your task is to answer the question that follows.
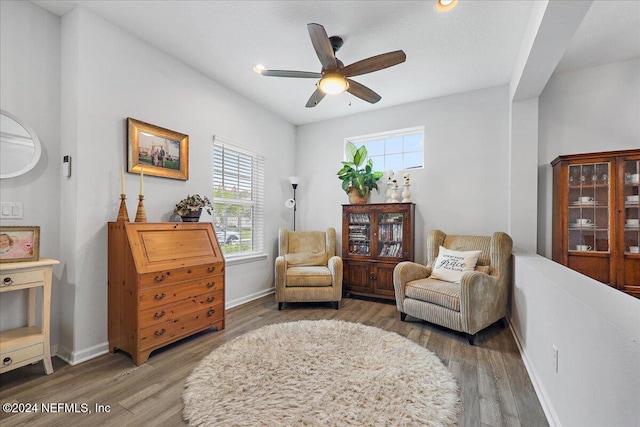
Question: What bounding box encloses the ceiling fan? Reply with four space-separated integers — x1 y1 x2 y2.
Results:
258 23 406 108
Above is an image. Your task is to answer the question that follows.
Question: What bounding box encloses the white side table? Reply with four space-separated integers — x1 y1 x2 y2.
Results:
0 259 59 375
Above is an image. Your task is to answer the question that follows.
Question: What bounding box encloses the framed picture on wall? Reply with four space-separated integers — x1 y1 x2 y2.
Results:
0 226 40 263
127 117 189 180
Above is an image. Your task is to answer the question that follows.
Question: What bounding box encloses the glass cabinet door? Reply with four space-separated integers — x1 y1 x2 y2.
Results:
623 160 640 254
376 212 404 258
567 162 610 252
347 213 371 255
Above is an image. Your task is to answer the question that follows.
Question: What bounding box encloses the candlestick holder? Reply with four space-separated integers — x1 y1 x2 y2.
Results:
390 187 399 203
402 183 411 203
386 181 394 203
135 195 147 223
117 194 130 222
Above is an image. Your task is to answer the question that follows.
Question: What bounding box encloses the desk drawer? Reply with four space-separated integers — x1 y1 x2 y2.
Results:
139 290 224 328
1 270 44 288
139 277 224 310
139 264 224 288
1 343 44 369
139 304 224 350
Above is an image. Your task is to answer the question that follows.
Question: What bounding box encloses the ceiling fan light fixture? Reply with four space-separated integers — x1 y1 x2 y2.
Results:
318 73 349 95
436 0 458 12
253 64 268 74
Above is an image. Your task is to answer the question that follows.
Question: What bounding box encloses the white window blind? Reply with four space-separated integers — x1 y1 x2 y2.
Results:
346 126 424 171
213 137 265 257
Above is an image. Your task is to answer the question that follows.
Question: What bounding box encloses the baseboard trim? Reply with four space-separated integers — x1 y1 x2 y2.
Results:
226 287 275 309
55 342 109 366
54 290 275 366
508 321 560 427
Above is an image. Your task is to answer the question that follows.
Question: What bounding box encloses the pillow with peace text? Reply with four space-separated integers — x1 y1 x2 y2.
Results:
430 246 482 283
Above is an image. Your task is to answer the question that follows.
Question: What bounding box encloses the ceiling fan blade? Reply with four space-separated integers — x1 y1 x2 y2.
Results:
341 50 407 77
261 70 322 78
307 23 337 71
305 88 326 108
346 79 382 104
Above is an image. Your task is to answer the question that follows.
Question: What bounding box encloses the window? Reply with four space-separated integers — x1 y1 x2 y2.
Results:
346 126 424 171
213 137 264 257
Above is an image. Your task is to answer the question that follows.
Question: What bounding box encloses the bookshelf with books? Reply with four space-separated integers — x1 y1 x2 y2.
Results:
342 203 415 300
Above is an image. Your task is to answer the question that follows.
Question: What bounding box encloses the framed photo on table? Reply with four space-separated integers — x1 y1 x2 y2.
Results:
127 118 189 180
0 226 40 263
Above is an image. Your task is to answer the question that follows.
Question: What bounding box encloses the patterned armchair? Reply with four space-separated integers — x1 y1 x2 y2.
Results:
275 228 342 310
394 230 513 344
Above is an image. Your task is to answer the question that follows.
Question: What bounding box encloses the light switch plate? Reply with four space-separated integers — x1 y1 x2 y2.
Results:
0 202 23 219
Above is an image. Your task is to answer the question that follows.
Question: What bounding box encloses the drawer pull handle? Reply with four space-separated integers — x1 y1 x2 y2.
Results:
154 293 166 301
3 357 12 366
154 274 167 282
3 277 13 286
207 266 215 273
154 311 166 319
206 296 215 303
154 329 166 337
206 282 215 289
207 309 216 317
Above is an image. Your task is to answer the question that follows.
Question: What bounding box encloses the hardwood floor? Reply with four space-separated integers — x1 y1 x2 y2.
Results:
0 295 548 426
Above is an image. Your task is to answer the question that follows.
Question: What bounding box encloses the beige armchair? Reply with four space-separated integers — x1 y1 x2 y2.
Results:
394 230 512 344
275 228 342 310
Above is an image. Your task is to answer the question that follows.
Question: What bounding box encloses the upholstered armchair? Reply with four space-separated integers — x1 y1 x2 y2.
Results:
275 228 343 310
394 230 513 344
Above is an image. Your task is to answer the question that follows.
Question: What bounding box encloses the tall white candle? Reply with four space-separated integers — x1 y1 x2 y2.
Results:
139 168 144 196
120 166 125 195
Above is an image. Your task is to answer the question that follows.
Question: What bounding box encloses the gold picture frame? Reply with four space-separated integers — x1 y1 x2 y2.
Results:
127 117 189 180
0 226 40 263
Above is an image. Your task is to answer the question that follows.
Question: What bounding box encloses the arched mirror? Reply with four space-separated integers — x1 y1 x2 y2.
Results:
0 110 42 179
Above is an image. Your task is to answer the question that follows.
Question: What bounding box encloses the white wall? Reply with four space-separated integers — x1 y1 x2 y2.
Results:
296 85 511 264
510 58 640 426
511 254 640 426
55 6 296 363
509 97 539 253
537 59 640 257
0 0 62 350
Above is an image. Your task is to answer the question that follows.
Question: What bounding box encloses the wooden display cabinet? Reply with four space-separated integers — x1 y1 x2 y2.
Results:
552 149 640 297
108 222 225 365
342 203 415 300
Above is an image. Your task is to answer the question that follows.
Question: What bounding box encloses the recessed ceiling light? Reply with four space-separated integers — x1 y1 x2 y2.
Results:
253 64 267 74
436 0 458 12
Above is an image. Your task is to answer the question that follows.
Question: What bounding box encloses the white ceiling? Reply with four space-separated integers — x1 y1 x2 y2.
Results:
33 0 640 126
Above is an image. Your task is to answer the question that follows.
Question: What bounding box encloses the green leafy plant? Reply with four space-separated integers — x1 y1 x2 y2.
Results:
174 194 212 216
337 142 384 196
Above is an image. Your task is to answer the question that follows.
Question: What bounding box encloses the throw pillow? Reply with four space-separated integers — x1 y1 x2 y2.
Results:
430 246 482 283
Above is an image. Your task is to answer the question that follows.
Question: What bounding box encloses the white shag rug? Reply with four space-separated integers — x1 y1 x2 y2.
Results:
183 320 459 426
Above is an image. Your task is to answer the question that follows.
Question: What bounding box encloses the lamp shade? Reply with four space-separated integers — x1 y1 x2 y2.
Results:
288 176 301 186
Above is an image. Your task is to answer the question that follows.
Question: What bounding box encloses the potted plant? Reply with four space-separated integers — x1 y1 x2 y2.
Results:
337 141 384 204
174 194 212 222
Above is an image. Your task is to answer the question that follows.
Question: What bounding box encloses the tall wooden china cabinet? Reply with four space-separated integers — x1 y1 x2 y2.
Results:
341 203 415 300
551 149 640 297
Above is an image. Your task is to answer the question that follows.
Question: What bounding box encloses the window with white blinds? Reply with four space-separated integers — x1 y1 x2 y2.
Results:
213 137 265 257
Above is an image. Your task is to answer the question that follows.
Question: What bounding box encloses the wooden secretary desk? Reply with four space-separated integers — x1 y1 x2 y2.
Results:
108 222 225 365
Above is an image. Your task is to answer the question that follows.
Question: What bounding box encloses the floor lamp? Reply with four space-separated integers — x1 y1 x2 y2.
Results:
287 176 300 230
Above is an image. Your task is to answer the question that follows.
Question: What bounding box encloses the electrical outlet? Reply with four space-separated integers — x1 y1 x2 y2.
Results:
552 345 559 373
